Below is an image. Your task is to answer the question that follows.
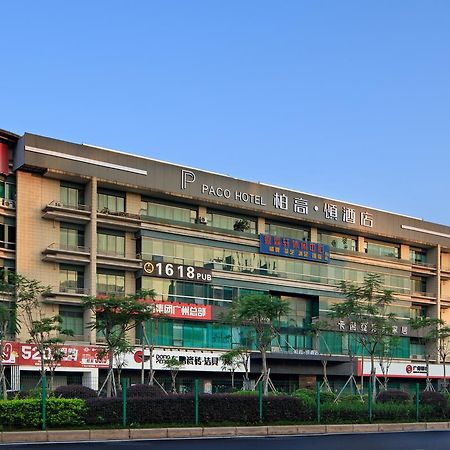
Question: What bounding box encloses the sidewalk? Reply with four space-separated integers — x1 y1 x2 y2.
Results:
1 422 449 444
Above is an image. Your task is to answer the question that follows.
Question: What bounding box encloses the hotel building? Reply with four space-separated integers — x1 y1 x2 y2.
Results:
1 128 450 393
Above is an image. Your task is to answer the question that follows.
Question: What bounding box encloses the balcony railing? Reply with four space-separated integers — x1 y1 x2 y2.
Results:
58 287 89 295
47 200 89 211
46 243 89 253
0 241 15 251
97 208 140 220
0 198 15 209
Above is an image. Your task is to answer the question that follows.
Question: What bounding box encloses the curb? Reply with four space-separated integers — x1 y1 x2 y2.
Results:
0 422 449 443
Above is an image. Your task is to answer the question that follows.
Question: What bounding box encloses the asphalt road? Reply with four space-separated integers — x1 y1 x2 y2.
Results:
3 431 450 450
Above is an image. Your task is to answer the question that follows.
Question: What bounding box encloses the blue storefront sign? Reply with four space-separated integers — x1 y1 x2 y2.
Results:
259 234 330 263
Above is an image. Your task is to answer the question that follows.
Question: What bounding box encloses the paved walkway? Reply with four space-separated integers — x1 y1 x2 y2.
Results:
1 422 449 444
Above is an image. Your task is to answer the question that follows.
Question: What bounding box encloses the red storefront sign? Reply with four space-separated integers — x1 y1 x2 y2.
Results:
1 342 109 368
151 300 212 321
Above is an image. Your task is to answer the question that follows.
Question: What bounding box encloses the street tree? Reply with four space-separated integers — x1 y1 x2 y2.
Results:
9 272 73 387
82 290 156 397
163 356 184 393
329 273 397 403
220 348 244 389
410 317 450 392
225 293 290 396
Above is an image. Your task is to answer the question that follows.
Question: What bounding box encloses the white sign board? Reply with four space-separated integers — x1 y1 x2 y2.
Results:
358 359 450 379
121 347 247 373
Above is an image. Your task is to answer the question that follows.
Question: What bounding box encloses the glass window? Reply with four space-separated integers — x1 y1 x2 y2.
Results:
318 231 357 251
98 192 125 213
59 305 84 337
266 222 309 241
205 210 256 234
411 276 427 294
97 271 125 295
59 265 84 293
60 224 84 250
141 200 197 224
61 184 84 208
364 240 399 259
97 231 125 256
410 248 427 265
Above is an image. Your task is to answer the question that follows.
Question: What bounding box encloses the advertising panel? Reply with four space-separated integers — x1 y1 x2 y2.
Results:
358 359 450 379
128 347 247 373
259 234 330 263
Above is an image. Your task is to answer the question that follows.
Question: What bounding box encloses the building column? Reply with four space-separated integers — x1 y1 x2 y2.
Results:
357 236 365 253
84 177 97 344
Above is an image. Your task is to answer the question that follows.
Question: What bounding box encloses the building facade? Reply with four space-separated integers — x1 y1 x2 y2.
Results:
1 129 450 393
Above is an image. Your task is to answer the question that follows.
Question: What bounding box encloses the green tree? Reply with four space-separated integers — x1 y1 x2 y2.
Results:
409 317 450 392
9 272 73 387
225 293 290 396
329 273 397 403
82 290 156 397
163 356 184 393
220 348 245 389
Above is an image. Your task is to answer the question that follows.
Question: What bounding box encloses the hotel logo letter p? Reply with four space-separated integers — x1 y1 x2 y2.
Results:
181 169 196 189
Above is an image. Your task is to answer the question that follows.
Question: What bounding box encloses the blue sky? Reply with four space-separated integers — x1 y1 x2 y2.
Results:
1 1 449 225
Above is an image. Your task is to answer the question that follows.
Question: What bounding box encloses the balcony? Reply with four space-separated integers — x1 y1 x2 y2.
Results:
96 249 141 271
42 201 91 224
44 286 90 305
0 198 15 210
42 243 90 264
97 208 141 232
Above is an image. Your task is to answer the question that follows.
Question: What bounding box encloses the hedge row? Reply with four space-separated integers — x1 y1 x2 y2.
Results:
0 398 86 429
85 394 312 426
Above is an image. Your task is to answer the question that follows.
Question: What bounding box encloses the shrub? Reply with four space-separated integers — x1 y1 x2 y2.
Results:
54 385 97 400
321 401 368 424
377 389 411 404
319 391 336 404
0 398 86 429
292 389 316 410
419 391 447 413
85 393 313 426
127 384 165 398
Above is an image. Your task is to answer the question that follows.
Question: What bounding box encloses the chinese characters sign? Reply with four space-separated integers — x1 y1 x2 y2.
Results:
129 348 246 372
150 300 212 321
3 343 109 368
259 234 330 264
336 320 409 336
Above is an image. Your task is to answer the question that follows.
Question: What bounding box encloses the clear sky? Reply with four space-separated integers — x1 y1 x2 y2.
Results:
1 1 449 225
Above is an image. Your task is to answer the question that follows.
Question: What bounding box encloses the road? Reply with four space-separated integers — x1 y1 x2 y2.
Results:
3 431 450 450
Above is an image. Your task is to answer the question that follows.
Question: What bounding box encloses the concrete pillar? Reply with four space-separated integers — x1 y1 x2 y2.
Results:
82 369 99 390
310 227 318 242
357 236 365 253
257 217 265 235
84 177 97 344
400 244 410 261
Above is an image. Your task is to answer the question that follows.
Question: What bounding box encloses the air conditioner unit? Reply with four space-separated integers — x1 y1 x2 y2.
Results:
54 201 63 207
197 217 208 224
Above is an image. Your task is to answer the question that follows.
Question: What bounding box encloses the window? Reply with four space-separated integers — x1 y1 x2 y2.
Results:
98 191 125 213
318 231 357 251
60 224 84 250
410 338 425 359
266 222 309 241
0 218 16 250
140 199 196 224
97 230 125 256
59 265 84 294
59 305 84 337
206 210 256 234
97 271 125 295
410 305 427 319
0 180 16 201
411 276 427 295
364 240 399 259
410 248 427 265
61 183 84 208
